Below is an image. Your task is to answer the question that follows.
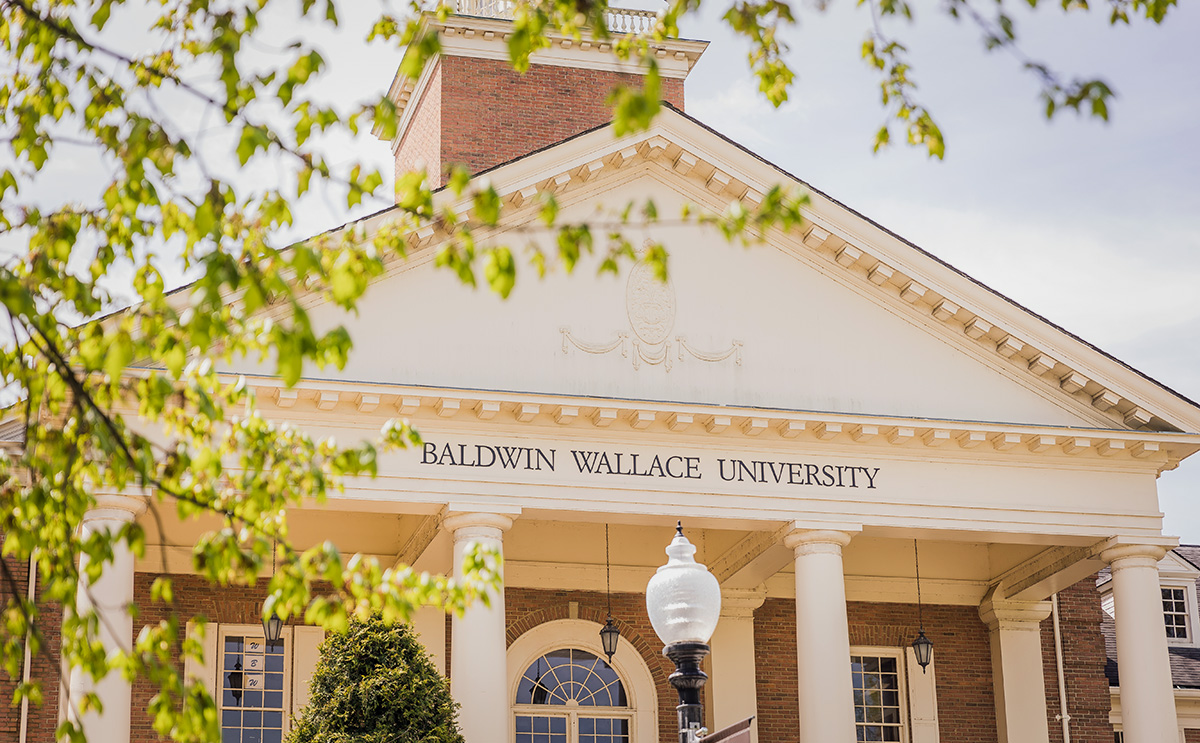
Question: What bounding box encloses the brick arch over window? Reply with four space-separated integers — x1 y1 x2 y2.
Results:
850 624 921 647
505 589 678 741
507 619 660 743
507 603 662 679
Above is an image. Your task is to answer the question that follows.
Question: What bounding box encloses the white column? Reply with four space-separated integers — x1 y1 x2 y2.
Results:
709 587 766 743
784 528 858 743
444 512 513 743
977 590 1052 743
67 494 146 743
1102 544 1179 743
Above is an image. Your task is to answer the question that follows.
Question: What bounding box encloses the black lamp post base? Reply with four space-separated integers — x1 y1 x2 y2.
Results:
664 641 710 743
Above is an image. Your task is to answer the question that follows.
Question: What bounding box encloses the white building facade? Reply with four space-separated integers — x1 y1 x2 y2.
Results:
33 8 1200 743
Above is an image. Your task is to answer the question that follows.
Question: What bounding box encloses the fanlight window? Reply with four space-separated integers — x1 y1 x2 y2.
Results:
514 649 631 743
517 649 628 707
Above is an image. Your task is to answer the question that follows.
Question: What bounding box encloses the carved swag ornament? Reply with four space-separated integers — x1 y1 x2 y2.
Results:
561 246 742 370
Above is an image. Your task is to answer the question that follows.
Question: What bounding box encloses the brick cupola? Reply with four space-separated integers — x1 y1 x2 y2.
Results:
381 4 707 189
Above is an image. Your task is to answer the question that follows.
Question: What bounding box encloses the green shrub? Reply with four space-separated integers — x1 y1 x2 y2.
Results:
287 616 463 743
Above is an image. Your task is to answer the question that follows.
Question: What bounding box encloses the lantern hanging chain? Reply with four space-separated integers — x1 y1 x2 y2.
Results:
605 524 612 619
914 538 924 633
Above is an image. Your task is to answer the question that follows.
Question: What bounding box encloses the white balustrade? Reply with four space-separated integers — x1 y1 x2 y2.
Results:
453 0 659 34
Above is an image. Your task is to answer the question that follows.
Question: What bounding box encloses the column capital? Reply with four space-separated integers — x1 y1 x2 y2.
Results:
783 526 860 556
85 493 148 525
1100 543 1169 568
443 510 517 540
720 587 767 619
978 587 1052 630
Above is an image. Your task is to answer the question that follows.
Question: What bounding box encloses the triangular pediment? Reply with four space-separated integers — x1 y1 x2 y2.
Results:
241 109 1200 434
1161 550 1200 579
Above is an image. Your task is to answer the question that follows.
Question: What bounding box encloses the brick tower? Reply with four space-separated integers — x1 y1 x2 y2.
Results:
381 2 708 188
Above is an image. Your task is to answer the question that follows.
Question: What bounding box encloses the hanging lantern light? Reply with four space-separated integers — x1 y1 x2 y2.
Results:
600 617 620 661
262 612 284 644
911 630 934 671
599 524 621 662
911 539 934 673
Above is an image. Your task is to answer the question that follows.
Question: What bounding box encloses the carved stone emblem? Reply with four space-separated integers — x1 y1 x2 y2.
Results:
560 244 742 371
626 262 676 346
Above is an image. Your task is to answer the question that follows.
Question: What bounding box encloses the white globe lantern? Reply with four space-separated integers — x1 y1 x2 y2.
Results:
646 522 721 647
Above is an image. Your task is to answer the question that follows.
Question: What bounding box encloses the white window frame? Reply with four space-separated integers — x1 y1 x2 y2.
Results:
506 619 658 743
215 624 294 739
184 622 325 737
850 645 912 743
1160 582 1198 646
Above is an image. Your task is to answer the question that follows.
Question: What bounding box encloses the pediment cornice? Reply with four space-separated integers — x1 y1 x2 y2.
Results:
359 111 1200 436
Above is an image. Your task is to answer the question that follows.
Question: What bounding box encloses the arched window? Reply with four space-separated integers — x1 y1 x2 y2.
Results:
507 619 658 743
513 648 631 743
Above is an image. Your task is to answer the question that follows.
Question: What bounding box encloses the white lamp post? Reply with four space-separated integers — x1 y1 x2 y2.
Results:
646 522 721 743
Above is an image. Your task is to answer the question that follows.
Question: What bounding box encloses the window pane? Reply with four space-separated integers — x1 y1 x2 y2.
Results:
514 715 568 743
1163 587 1189 640
851 654 904 743
220 635 286 743
580 716 631 743
515 649 627 707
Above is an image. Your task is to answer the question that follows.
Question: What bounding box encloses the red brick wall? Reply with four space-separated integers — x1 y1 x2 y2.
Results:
41 572 1118 743
754 598 999 743
394 59 443 188
505 588 679 743
1040 579 1114 743
0 551 25 743
752 597 799 743
1184 729 1200 742
849 602 999 743
397 54 686 187
128 574 310 743
0 545 63 743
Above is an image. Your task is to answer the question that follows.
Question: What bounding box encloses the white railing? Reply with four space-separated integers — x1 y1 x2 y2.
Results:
455 0 515 19
453 0 659 34
604 7 658 34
